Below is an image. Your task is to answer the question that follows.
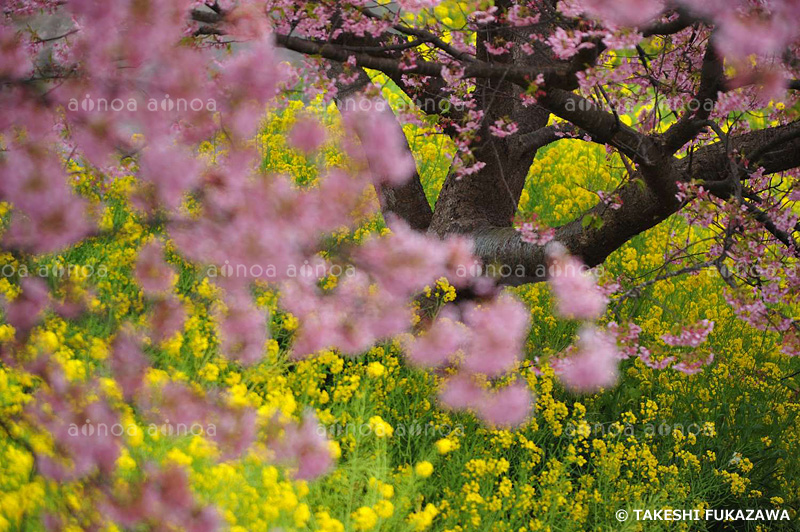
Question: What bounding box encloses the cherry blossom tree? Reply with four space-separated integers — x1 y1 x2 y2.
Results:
234 0 800 351
2 0 800 528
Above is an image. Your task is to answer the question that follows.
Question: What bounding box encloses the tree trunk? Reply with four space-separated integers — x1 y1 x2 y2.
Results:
429 0 553 236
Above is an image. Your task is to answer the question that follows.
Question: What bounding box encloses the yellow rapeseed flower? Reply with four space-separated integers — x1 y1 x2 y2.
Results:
415 461 434 478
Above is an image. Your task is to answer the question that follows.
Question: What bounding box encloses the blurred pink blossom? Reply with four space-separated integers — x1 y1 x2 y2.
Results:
558 326 619 393
273 412 333 480
546 242 607 320
135 239 176 295
476 382 533 428
288 117 327 153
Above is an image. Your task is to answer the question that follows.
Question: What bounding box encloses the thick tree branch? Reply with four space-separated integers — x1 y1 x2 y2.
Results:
515 123 577 152
682 120 800 180
194 5 800 287
328 63 433 231
275 34 567 86
537 89 662 167
474 120 800 284
642 10 697 37
473 169 680 283
661 41 724 153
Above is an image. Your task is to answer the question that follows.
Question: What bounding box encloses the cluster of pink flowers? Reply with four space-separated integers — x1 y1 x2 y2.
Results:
560 0 664 28
546 26 599 60
543 243 623 393
405 294 533 427
134 239 189 344
271 412 334 480
341 98 417 186
607 317 717 375
440 376 532 428
355 219 476 295
546 242 608 321
2 277 50 338
288 116 327 153
562 0 800 105
780 330 800 357
405 311 466 368
516 214 556 246
135 240 177 295
606 321 646 360
26 362 122 482
488 119 519 138
553 326 619 393
662 319 715 348
673 354 715 375
597 190 622 210
0 144 91 254
102 465 220 532
281 270 413 357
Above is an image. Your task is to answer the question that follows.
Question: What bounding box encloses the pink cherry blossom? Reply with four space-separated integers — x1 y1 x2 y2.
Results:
546 242 607 320
288 116 327 153
662 320 714 348
639 350 675 370
2 277 49 337
405 313 466 368
439 374 485 411
149 296 187 344
104 464 221 532
547 27 594 60
488 119 519 138
135 239 176 295
461 295 529 377
570 0 665 28
272 412 333 480
476 382 533 428
341 98 416 185
137 142 202 210
517 214 556 246
110 330 149 400
216 295 268 366
558 326 619 393
673 354 715 375
26 362 121 481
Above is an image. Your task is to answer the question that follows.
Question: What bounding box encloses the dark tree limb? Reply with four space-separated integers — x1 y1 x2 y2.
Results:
473 120 800 284
473 170 681 283
660 41 724 153
536 89 661 166
275 33 568 86
641 9 697 37
328 63 434 231
515 123 577 152
682 120 800 180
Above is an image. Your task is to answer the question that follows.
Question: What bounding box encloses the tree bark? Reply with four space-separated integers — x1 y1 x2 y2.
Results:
428 0 553 236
